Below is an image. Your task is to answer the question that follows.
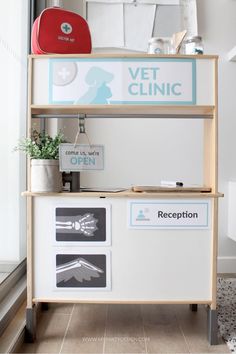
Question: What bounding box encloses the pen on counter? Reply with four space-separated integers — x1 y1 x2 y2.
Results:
161 181 184 187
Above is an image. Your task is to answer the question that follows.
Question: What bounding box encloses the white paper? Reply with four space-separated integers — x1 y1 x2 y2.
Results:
124 4 156 52
137 0 179 4
87 3 124 48
153 5 181 37
180 0 198 36
85 0 181 49
86 0 126 3
86 0 179 3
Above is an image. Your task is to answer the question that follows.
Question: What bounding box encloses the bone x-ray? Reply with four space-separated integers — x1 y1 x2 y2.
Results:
56 254 107 288
55 207 106 242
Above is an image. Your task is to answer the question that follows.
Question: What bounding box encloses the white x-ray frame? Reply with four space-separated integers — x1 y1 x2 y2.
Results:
53 248 111 292
52 204 112 246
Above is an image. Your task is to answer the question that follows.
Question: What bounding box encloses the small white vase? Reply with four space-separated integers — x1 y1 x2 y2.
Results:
31 159 62 193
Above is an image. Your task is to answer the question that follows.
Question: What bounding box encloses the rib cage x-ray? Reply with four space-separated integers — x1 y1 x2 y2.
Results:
56 257 104 284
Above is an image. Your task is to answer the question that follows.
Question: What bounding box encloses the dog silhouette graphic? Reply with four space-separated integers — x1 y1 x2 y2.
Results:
75 67 114 104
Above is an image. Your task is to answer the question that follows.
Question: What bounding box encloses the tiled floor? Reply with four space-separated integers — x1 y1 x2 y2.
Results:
17 303 230 354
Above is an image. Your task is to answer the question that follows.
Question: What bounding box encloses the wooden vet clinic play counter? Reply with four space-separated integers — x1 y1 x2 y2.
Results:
23 54 222 344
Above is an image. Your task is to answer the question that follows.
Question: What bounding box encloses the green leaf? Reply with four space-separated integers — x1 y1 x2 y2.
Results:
15 130 66 159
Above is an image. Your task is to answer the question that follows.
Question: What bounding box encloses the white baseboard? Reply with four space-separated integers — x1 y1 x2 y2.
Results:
218 256 236 273
0 263 20 273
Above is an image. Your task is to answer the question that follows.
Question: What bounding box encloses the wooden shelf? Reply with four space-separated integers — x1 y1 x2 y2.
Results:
31 105 214 119
32 298 212 305
22 190 223 198
29 53 219 60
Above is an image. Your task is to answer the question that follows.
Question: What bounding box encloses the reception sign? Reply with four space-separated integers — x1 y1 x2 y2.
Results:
128 200 210 229
49 58 196 105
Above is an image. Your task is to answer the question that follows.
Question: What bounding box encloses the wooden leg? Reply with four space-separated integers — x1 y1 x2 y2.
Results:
25 305 37 342
41 302 49 311
189 304 198 312
207 306 218 345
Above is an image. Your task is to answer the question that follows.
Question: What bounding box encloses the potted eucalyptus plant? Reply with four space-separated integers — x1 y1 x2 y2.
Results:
16 130 64 192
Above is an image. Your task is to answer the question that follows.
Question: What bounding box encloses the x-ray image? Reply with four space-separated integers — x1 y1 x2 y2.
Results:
55 207 107 242
56 254 107 288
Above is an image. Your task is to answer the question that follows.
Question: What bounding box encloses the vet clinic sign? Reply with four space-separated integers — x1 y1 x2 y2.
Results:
128 200 210 229
49 58 196 105
59 144 104 171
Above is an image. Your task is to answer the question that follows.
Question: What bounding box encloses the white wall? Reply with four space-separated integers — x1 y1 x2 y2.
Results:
60 0 236 272
197 0 236 272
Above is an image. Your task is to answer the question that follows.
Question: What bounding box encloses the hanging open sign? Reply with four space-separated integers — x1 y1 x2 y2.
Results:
59 144 104 172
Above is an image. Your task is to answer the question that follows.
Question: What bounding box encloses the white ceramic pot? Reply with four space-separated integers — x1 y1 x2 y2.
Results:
31 159 62 193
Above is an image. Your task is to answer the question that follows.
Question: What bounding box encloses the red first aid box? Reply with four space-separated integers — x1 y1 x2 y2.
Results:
31 7 92 54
